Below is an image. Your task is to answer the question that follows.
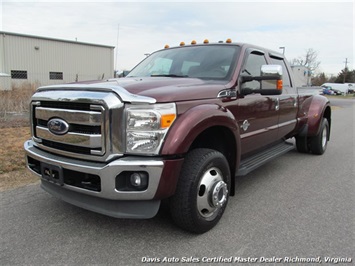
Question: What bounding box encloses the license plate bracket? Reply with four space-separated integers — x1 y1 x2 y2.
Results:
40 162 64 186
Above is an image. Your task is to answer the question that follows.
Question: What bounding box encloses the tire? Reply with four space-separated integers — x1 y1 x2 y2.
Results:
310 119 329 155
295 135 310 153
169 148 231 234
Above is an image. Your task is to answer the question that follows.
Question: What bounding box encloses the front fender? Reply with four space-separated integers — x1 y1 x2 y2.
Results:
305 95 331 136
161 104 240 156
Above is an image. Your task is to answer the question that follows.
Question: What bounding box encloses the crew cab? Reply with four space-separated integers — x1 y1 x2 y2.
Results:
24 39 331 233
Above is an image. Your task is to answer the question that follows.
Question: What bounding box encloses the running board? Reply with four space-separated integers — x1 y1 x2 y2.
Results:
236 142 294 176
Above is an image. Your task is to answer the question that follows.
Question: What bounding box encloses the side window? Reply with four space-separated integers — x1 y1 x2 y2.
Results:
242 53 267 90
270 57 291 87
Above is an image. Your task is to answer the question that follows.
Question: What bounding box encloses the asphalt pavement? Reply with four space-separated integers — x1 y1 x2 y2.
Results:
1 98 354 265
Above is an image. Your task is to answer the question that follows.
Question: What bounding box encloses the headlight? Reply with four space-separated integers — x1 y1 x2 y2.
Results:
125 103 176 155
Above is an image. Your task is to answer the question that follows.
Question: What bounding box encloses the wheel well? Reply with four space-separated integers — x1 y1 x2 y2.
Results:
189 126 237 195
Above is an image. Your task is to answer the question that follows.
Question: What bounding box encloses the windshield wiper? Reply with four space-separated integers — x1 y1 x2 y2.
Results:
151 74 189 78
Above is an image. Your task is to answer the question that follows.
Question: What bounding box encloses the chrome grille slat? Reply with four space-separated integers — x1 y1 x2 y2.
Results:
35 107 102 125
36 127 102 148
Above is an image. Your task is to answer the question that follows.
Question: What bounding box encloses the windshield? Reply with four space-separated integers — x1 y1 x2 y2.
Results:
127 45 240 80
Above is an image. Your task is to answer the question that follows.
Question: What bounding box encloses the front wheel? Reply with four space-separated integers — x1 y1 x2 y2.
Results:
169 148 231 234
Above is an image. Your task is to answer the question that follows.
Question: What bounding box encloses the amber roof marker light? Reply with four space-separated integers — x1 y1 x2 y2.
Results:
165 38 233 48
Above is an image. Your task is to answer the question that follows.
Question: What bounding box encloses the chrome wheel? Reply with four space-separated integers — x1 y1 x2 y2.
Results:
321 125 328 149
197 167 228 221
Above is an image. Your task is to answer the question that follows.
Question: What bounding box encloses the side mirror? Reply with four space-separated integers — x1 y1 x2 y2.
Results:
241 65 283 95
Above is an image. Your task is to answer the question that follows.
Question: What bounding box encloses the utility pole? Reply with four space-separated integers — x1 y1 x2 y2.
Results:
115 24 120 76
279 47 285 55
343 58 348 83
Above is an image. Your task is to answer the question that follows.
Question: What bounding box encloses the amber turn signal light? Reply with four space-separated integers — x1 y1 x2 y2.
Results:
277 80 283 90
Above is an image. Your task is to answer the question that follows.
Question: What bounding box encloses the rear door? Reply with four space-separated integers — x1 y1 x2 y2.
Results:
235 49 279 155
269 54 298 138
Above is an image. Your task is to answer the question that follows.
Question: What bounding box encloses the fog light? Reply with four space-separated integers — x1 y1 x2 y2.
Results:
130 173 142 186
130 172 148 189
116 171 149 191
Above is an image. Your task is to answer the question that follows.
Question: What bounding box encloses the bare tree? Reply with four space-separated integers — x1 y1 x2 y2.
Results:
291 48 321 73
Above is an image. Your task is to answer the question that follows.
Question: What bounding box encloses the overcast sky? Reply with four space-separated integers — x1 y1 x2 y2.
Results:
1 0 353 75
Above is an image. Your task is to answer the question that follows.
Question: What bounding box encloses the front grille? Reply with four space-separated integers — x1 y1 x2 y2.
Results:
33 102 105 156
30 88 125 162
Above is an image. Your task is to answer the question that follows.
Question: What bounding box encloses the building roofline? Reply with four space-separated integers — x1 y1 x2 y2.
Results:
0 31 115 49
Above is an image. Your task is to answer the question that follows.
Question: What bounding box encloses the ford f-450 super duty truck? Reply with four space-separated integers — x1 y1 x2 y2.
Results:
25 39 331 233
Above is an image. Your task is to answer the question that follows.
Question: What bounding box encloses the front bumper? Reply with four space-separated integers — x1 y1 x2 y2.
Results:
24 140 165 218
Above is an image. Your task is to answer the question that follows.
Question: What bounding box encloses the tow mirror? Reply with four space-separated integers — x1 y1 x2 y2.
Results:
241 65 283 95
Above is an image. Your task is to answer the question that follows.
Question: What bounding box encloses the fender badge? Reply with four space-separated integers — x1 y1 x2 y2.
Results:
241 120 250 131
47 118 69 135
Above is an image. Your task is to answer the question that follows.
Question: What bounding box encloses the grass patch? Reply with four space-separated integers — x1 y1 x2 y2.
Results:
0 126 39 191
0 127 31 174
0 82 37 118
0 83 40 190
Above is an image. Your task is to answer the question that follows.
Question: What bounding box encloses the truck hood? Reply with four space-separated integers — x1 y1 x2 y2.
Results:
99 77 227 103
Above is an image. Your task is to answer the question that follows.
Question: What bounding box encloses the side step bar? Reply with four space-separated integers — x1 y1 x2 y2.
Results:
236 141 294 176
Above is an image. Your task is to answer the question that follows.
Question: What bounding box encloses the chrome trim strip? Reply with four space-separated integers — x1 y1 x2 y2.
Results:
35 107 102 125
36 127 102 148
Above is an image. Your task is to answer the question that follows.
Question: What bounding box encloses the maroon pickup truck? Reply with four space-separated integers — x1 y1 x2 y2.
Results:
24 39 331 233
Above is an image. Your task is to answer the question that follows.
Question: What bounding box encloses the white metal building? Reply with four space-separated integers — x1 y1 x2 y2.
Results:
0 31 114 90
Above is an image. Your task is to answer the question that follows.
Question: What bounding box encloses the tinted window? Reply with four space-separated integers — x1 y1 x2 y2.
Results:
241 53 267 90
128 45 240 80
270 57 291 87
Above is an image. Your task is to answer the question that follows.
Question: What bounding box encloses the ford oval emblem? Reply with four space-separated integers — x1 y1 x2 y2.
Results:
47 118 69 135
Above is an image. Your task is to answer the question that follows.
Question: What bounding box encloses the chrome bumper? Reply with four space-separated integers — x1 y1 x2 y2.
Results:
24 140 163 218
